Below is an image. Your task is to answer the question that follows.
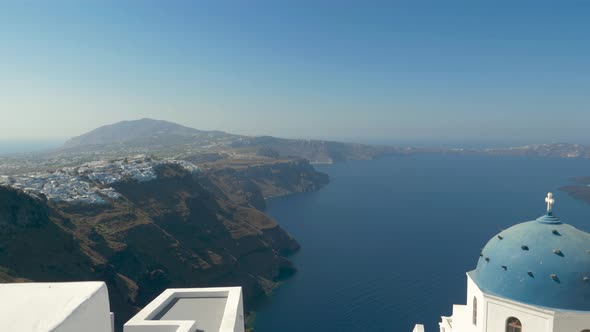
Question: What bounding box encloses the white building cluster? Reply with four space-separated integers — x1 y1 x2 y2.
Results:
161 159 201 174
0 155 199 204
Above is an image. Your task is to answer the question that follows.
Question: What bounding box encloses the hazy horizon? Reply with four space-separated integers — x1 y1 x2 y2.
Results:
3 1 590 143
0 115 585 155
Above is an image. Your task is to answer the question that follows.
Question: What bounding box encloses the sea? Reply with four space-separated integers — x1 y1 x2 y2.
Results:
0 140 63 155
254 154 590 332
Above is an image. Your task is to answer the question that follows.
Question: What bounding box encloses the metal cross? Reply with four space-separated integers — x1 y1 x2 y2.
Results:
545 192 555 213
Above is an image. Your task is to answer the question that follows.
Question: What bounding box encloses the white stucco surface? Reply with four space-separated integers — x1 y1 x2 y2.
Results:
155 297 228 331
431 274 590 332
124 287 244 332
0 281 112 332
412 324 425 332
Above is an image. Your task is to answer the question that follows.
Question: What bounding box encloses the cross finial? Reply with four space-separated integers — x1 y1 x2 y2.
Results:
545 192 555 214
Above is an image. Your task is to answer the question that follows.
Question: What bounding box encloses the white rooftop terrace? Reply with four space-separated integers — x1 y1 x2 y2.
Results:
0 282 244 332
0 282 112 332
125 287 244 332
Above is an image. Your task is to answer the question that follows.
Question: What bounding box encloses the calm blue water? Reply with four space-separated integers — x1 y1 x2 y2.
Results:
0 140 63 155
254 154 590 332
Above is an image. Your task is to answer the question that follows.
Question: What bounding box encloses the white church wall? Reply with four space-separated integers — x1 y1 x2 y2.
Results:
412 324 425 332
484 295 553 332
448 305 470 332
439 316 452 332
466 276 484 332
437 275 484 332
436 275 590 332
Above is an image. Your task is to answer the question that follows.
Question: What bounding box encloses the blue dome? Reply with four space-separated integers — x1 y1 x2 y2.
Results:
471 213 590 311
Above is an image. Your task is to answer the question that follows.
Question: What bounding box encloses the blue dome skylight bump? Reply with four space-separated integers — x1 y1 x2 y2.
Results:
553 249 564 257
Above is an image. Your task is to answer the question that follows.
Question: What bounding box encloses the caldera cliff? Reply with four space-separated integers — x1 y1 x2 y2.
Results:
0 158 328 331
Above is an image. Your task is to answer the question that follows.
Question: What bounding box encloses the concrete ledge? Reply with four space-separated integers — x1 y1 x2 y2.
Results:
0 282 111 332
124 287 244 332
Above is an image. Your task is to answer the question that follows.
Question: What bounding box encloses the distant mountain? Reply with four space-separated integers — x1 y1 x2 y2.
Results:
63 118 233 148
8 118 588 176
57 118 405 164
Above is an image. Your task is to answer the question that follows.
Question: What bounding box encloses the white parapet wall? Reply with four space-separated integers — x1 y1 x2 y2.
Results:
0 281 112 332
124 287 244 332
412 324 425 332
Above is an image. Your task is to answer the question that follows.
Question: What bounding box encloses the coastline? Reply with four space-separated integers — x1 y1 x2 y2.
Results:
247 163 333 331
0 158 330 332
238 161 332 332
561 176 590 205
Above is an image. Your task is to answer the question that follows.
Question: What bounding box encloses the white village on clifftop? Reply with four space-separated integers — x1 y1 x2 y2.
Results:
0 155 200 204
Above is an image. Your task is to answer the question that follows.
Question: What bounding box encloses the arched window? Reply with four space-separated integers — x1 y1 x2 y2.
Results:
472 297 477 325
506 317 522 332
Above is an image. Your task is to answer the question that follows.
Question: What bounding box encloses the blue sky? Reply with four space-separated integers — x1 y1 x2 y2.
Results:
2 1 590 145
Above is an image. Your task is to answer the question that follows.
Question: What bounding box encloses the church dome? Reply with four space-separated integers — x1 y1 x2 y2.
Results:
471 194 590 311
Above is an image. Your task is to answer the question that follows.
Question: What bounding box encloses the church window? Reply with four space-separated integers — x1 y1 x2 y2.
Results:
506 317 522 332
472 297 477 325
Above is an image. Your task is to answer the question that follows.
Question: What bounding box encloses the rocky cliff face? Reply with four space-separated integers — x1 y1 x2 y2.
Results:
0 186 48 232
202 158 329 210
0 186 97 283
0 159 328 331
